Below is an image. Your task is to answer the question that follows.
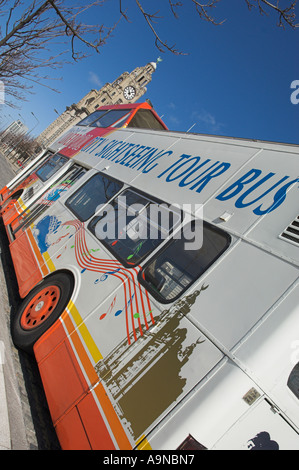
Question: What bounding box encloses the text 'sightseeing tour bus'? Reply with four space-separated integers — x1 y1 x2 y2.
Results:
1 121 299 450
0 102 167 228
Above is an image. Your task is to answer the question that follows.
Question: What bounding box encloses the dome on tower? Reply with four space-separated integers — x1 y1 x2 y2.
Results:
149 61 157 70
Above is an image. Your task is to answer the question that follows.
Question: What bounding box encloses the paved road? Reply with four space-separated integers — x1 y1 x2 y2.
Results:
0 153 61 450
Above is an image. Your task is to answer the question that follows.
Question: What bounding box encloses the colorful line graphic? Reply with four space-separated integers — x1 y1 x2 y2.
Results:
64 220 155 344
99 295 117 320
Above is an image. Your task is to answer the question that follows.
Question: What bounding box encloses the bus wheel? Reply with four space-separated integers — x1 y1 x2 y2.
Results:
11 272 74 354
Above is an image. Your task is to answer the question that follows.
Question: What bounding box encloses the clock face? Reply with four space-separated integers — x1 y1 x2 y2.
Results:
123 86 136 101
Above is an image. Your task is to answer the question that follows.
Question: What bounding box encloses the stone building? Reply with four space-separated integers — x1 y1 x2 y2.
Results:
37 62 157 148
2 120 28 139
0 119 28 157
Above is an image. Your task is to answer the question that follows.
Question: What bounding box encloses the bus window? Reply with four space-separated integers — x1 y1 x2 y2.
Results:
127 109 166 130
91 109 131 128
12 165 87 236
77 109 132 128
88 189 181 267
35 153 69 182
139 221 231 303
65 173 123 222
77 110 108 126
287 363 299 399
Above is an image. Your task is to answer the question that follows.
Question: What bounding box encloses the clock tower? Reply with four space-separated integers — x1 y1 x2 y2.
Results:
37 61 158 148
108 61 157 105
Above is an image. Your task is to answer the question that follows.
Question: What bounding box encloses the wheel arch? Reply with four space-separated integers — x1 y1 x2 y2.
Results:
12 268 77 353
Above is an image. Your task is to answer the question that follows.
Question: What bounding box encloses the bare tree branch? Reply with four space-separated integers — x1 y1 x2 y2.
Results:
47 0 115 60
134 0 185 55
191 0 225 25
132 0 297 56
245 0 298 28
0 0 297 108
0 0 119 106
0 1 51 48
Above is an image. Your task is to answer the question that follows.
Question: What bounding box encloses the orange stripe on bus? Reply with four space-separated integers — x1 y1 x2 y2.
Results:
26 228 49 276
62 312 132 449
94 382 132 450
63 314 98 386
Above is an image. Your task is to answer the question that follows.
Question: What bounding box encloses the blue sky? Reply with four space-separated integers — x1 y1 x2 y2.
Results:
1 0 299 144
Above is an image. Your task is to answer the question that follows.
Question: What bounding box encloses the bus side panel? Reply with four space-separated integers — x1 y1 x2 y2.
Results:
35 318 119 449
76 390 116 450
55 406 91 450
2 204 20 226
37 337 89 423
9 231 44 298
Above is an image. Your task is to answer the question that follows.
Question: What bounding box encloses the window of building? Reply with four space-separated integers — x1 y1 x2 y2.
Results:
139 221 231 303
88 189 181 268
35 153 69 182
287 362 299 399
85 97 95 106
66 173 123 222
112 77 123 87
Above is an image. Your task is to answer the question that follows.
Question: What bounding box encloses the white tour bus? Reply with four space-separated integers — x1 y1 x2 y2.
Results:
4 126 299 450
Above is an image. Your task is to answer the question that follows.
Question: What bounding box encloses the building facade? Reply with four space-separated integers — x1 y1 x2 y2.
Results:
37 62 158 149
2 120 28 139
0 119 29 157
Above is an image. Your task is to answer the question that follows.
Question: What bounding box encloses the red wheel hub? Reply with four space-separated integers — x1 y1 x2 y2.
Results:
20 286 61 330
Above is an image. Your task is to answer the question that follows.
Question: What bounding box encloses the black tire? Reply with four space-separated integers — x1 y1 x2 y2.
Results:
11 272 74 354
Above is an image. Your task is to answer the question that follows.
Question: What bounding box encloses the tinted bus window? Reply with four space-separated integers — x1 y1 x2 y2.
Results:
36 154 68 182
77 110 108 127
91 109 131 128
77 109 131 128
127 109 166 130
88 189 181 267
139 221 231 303
66 173 123 222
